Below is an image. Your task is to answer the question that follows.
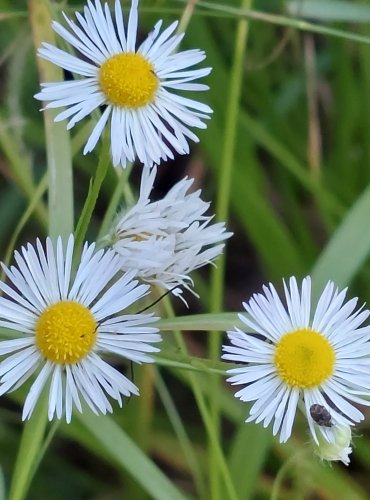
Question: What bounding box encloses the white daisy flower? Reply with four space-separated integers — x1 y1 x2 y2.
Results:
222 276 370 444
34 0 212 168
108 167 232 301
0 235 161 422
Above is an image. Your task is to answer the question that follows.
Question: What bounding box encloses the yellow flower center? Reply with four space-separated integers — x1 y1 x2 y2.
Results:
99 52 159 108
35 301 97 364
274 328 335 388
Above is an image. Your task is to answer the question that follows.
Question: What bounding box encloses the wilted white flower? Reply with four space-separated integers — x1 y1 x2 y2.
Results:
0 235 161 422
34 0 212 168
108 167 232 301
222 277 370 444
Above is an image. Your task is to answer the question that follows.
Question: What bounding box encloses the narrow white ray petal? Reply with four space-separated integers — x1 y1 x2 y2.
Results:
84 106 111 154
65 364 82 422
114 0 127 50
22 362 54 420
48 365 63 420
126 0 138 51
138 20 163 55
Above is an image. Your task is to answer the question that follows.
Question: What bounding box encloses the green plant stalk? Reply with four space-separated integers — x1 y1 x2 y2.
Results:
97 165 132 241
9 3 76 498
177 0 198 33
208 1 251 498
8 392 49 500
155 369 207 498
29 0 73 240
0 467 5 500
164 298 238 500
271 450 309 500
135 364 156 452
181 0 370 45
74 137 110 256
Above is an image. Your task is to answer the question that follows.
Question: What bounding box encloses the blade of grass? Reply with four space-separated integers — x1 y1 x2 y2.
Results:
78 412 189 500
209 2 251 497
155 370 207 498
29 0 73 240
228 424 271 500
163 297 238 500
2 173 47 271
157 312 243 331
184 1 370 45
311 182 370 295
8 394 49 500
0 467 5 500
287 0 370 23
0 114 48 229
9 4 76 500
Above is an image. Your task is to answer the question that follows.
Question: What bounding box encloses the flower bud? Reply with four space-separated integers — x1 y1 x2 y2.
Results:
313 425 352 466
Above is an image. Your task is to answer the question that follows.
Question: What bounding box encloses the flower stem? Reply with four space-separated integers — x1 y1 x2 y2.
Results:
8 393 49 500
74 137 111 256
208 0 252 498
164 298 238 500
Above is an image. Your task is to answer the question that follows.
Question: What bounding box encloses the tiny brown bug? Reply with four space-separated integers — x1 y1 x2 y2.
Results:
310 404 333 427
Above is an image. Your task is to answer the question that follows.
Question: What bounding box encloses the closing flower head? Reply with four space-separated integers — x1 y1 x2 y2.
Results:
107 167 232 301
0 236 161 422
34 0 212 168
222 277 370 445
313 423 353 466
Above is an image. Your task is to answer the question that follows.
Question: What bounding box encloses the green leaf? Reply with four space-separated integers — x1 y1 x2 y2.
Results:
0 467 5 500
184 0 370 45
8 394 49 500
228 424 271 500
312 182 370 295
157 312 243 332
287 0 370 23
29 0 74 239
78 412 188 500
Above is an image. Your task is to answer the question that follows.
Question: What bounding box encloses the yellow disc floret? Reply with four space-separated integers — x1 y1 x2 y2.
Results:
36 301 97 364
274 328 335 388
99 52 159 108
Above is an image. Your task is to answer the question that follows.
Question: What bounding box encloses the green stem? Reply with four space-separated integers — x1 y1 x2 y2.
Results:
97 165 132 241
155 370 207 498
8 393 49 500
270 450 309 500
184 0 370 45
135 364 156 452
208 1 251 498
177 0 198 33
74 138 110 255
163 298 238 500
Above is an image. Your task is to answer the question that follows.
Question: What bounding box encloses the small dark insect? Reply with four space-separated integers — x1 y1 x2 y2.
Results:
310 404 333 427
